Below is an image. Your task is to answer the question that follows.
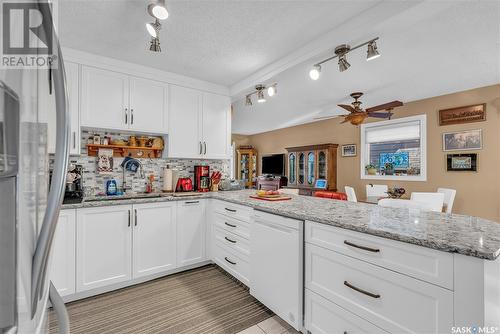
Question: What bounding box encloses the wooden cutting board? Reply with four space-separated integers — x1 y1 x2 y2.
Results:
249 195 292 202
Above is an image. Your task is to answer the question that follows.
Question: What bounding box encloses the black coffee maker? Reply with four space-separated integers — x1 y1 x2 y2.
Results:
63 164 84 204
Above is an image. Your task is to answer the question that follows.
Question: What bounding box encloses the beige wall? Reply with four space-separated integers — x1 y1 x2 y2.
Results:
233 84 500 221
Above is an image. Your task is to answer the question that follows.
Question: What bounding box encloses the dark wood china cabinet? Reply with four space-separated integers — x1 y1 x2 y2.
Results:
286 144 338 196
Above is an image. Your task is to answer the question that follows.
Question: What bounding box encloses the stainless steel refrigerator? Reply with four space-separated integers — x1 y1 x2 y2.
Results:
0 1 70 333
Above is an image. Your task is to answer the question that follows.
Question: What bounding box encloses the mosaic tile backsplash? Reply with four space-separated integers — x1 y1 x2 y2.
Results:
54 128 230 197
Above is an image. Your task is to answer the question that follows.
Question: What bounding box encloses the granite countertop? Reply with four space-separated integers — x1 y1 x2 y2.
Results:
62 189 500 260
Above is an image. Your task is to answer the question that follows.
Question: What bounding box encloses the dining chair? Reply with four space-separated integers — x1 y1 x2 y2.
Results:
409 192 445 212
280 188 300 195
344 186 357 202
437 188 456 214
366 184 388 198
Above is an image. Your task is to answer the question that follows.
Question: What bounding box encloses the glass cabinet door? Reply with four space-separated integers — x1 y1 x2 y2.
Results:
240 154 249 181
288 153 296 184
307 152 315 185
318 151 327 180
298 153 305 184
251 154 257 185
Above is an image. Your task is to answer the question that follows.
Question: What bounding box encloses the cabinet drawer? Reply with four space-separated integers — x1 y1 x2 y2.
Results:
306 244 453 334
305 289 388 334
213 200 252 223
214 226 250 259
213 242 250 286
214 212 250 240
305 221 453 289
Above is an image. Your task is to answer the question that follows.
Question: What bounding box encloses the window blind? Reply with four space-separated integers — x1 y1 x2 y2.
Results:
365 121 420 143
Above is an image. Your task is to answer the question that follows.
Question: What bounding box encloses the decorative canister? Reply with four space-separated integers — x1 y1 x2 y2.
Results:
129 136 138 147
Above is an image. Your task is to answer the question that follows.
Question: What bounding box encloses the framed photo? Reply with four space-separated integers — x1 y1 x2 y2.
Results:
442 129 482 151
447 154 477 171
341 144 357 157
439 104 486 126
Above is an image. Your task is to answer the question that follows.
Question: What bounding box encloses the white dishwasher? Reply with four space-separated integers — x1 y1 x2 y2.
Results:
250 210 303 331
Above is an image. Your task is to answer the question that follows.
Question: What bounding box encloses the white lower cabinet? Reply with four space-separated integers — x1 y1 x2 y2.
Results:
133 202 177 278
305 290 388 334
76 206 133 292
177 200 206 266
50 209 76 296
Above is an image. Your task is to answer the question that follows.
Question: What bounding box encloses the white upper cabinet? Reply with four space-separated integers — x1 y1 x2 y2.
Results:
129 77 168 133
41 61 80 155
168 85 202 158
80 66 129 131
132 202 177 278
168 85 231 159
202 93 231 159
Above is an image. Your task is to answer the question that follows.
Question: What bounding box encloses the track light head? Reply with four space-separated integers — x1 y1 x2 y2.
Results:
255 85 266 103
267 85 277 97
149 37 161 52
309 65 321 80
146 19 161 38
245 95 253 106
338 55 350 72
367 40 380 61
148 0 169 20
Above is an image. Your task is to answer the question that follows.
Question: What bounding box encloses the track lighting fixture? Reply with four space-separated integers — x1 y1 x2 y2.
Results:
146 1 168 52
309 64 321 80
149 37 161 52
309 37 380 79
245 83 278 106
366 40 380 61
146 19 161 38
148 0 169 20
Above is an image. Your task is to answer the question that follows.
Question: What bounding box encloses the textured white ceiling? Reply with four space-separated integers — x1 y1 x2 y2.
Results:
58 0 377 86
232 1 500 134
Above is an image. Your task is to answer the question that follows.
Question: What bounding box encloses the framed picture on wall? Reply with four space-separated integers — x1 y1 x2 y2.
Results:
446 153 477 171
341 144 357 157
442 129 482 151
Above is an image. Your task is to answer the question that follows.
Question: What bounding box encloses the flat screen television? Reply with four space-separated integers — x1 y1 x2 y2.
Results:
261 154 285 176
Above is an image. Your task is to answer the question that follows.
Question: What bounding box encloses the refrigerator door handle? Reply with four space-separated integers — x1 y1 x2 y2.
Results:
49 282 69 334
31 2 71 319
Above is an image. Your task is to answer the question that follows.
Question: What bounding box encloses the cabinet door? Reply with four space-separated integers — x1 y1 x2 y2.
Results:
80 66 129 130
168 85 202 158
177 200 206 267
129 77 168 133
76 206 132 292
40 61 80 154
133 202 176 278
202 93 230 159
50 209 76 296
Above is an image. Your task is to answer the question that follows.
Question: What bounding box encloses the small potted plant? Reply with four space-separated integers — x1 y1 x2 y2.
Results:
386 186 405 198
384 162 394 175
365 164 377 175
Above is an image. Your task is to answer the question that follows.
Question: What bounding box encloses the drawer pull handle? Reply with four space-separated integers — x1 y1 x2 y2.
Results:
225 257 236 265
224 208 237 212
185 201 199 204
225 222 237 228
344 281 380 299
344 240 380 253
224 236 236 243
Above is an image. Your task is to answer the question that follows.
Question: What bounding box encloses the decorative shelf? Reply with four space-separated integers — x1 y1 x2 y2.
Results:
86 144 163 158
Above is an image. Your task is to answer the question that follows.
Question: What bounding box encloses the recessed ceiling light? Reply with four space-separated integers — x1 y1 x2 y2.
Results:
309 64 321 80
367 41 380 61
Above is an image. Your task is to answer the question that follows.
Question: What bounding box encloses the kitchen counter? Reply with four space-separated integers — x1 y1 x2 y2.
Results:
62 189 500 260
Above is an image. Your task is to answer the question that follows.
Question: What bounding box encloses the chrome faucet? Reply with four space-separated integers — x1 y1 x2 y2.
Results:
121 158 144 193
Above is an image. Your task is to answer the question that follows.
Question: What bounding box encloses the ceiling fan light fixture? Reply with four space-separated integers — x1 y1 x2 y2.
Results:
367 41 380 61
148 0 169 20
338 55 350 72
309 64 321 80
149 37 161 52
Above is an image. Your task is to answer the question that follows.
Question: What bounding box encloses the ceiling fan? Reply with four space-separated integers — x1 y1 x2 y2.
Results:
315 92 403 125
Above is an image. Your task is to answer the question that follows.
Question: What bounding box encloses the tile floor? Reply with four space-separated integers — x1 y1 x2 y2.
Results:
237 315 301 334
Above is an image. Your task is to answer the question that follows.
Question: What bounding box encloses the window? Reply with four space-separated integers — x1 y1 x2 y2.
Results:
360 115 427 181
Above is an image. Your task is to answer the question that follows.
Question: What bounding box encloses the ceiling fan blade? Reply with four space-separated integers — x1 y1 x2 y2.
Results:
365 101 403 113
367 112 393 119
338 104 357 113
